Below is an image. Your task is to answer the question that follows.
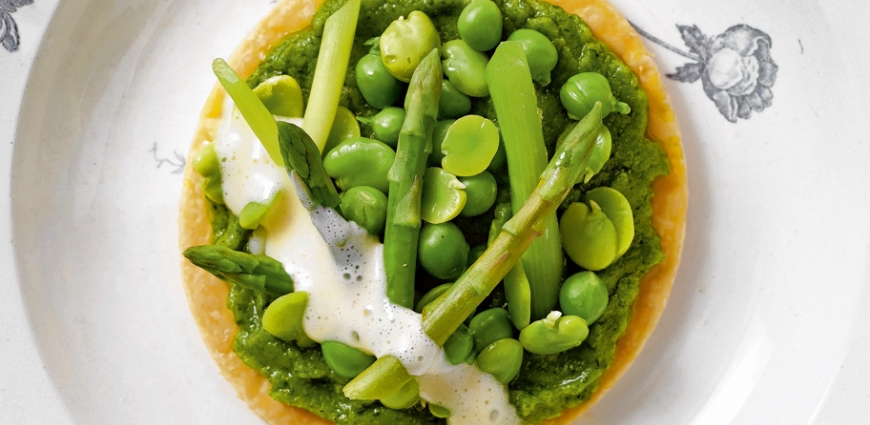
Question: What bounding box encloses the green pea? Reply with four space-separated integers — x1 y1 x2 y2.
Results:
560 271 608 325
506 29 558 86
356 38 402 109
557 123 612 183
357 107 405 148
323 106 362 157
262 292 315 347
438 80 472 119
418 222 469 280
487 135 507 171
428 119 456 166
415 283 453 313
252 75 304 117
467 244 486 267
321 341 377 379
380 11 441 82
340 186 388 236
469 308 514 352
440 115 500 177
380 378 420 409
458 0 503 52
421 167 467 224
459 172 497 217
443 324 475 365
476 338 523 384
519 312 589 355
560 72 631 119
323 137 396 193
193 141 224 204
429 404 451 419
441 40 490 97
560 201 619 271
585 187 634 257
239 193 280 230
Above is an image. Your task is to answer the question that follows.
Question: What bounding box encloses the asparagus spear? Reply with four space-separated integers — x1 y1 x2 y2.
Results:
212 58 282 166
488 203 532 330
303 0 361 150
344 103 603 398
486 41 564 320
183 245 294 296
276 121 369 260
383 49 443 309
278 121 341 209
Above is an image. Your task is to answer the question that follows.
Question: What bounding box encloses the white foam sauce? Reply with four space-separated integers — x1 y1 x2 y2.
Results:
213 106 522 425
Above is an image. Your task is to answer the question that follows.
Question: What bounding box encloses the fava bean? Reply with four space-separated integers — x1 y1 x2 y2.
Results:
380 378 420 409
321 341 377 379
356 38 402 109
438 80 472 119
443 324 475 365
557 123 612 183
469 308 514 352
442 40 490 97
193 141 224 204
476 338 523 384
459 171 497 217
560 72 631 119
323 106 362 156
560 200 619 271
458 0 503 52
507 29 558 86
440 115 499 177
380 11 441 82
340 186 388 236
253 75 304 117
239 193 280 230
429 404 451 419
585 187 634 257
357 107 405 148
262 292 315 347
323 137 396 193
421 167 467 224
519 312 589 355
559 271 608 325
418 222 469 280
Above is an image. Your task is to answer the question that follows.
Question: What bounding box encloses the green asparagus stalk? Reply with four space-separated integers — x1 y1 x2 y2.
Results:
212 58 283 166
486 41 564 320
488 203 532 330
277 122 341 209
343 355 412 400
302 0 361 151
183 245 294 296
383 49 443 309
344 103 603 398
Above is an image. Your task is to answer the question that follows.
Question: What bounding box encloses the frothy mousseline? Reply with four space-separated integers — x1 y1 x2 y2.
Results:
213 106 523 425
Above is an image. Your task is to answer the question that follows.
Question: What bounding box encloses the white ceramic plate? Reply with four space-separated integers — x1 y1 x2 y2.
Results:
2 0 869 423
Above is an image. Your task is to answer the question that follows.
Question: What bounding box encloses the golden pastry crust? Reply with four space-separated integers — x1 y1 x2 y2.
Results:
177 0 686 423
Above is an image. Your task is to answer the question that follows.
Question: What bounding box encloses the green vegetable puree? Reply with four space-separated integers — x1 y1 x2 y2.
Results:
223 0 669 423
